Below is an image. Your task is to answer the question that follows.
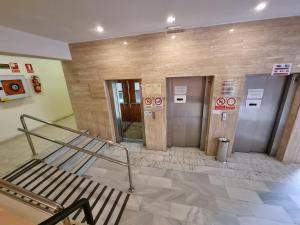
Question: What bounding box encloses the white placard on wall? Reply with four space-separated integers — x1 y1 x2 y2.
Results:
247 89 264 99
174 86 187 95
272 63 292 76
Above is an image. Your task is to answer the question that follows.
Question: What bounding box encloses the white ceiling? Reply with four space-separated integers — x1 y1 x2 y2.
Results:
0 0 300 43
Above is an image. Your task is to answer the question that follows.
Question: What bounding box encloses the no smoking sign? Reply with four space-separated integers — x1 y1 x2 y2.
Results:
144 97 164 109
145 97 152 105
215 97 238 110
144 97 153 109
216 97 226 106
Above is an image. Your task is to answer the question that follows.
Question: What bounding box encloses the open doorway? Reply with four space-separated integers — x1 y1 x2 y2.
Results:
108 79 144 142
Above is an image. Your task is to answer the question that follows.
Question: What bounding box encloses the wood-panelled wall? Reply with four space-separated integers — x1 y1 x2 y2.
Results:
63 16 300 161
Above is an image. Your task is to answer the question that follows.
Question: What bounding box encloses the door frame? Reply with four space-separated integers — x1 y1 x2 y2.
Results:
232 73 297 155
105 79 145 143
165 75 213 150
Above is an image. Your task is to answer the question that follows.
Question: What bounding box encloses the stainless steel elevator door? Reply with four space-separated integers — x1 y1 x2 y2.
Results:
233 74 287 153
167 77 206 147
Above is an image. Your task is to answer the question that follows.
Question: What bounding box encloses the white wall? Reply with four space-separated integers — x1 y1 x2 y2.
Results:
0 55 73 142
0 26 71 60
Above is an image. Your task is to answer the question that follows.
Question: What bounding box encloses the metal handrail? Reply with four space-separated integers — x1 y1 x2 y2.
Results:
0 179 63 214
38 198 94 225
19 114 134 192
0 179 72 225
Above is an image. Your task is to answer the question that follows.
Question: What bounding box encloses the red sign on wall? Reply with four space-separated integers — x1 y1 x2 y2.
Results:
25 63 34 73
215 97 238 110
272 63 292 76
10 63 20 73
144 97 153 109
154 97 163 107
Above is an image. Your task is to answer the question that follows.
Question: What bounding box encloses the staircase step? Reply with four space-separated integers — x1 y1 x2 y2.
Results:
62 141 107 174
39 133 108 176
1 159 130 225
44 135 90 164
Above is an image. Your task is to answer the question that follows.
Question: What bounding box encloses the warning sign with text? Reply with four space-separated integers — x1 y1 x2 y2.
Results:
272 63 292 76
215 97 238 110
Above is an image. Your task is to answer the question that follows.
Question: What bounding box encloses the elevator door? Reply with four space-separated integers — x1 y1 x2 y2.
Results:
233 74 287 153
167 77 207 147
112 79 143 141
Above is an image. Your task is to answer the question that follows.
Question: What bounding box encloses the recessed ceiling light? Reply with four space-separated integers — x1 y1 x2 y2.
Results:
123 41 128 45
229 28 235 33
167 16 176 24
96 26 104 33
255 2 267 11
171 35 176 39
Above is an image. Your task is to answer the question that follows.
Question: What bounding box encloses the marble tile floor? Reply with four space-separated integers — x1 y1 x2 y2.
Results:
122 122 143 140
1 118 300 225
0 115 77 173
85 143 300 225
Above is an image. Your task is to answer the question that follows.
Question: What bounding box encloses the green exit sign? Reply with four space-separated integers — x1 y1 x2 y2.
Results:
0 64 10 69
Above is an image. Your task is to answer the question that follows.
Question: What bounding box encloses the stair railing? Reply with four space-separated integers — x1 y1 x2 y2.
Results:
38 198 94 225
19 114 134 192
0 179 72 225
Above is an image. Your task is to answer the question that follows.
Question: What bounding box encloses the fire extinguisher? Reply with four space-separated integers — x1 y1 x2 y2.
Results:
31 75 42 93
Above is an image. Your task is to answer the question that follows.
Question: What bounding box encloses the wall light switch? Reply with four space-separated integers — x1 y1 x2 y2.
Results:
221 112 227 121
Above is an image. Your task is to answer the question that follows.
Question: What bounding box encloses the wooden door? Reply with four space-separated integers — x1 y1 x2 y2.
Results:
118 80 141 122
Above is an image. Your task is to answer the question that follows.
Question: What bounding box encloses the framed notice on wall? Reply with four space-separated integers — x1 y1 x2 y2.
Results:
145 83 161 95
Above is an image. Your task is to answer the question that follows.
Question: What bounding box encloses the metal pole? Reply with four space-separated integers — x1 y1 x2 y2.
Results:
20 115 36 156
18 128 127 166
0 179 63 214
125 147 134 192
21 114 126 149
38 199 94 225
19 114 135 192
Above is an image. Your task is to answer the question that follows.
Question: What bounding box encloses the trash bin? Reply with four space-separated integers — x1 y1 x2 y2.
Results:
216 137 230 162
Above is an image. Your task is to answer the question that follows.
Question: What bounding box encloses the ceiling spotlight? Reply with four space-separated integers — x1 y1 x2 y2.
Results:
96 26 104 33
167 16 176 24
171 35 176 39
123 41 128 45
229 28 235 33
255 2 267 11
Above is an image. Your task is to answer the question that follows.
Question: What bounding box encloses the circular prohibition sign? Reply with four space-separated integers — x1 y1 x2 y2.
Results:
226 97 236 106
144 97 153 105
154 97 162 105
216 97 226 106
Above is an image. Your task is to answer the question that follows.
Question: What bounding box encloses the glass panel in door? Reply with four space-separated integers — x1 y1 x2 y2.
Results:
116 80 143 141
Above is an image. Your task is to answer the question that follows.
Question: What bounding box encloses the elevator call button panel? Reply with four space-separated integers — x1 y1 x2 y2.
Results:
174 95 186 103
0 75 30 102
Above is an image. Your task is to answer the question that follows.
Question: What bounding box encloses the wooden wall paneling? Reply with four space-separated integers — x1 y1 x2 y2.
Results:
206 75 245 156
141 78 167 150
104 80 117 142
276 79 300 162
284 110 300 162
